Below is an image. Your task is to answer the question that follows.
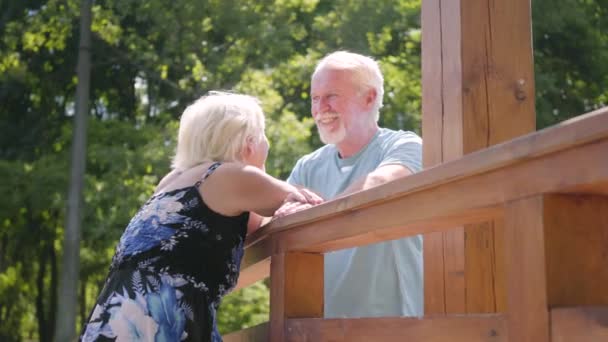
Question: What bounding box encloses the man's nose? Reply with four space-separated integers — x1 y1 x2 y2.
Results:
317 97 331 114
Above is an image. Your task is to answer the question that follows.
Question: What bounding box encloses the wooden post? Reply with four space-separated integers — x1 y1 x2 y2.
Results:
421 0 536 314
269 252 323 342
504 196 550 342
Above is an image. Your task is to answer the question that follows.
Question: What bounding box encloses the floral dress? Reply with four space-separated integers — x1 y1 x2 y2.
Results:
81 163 249 342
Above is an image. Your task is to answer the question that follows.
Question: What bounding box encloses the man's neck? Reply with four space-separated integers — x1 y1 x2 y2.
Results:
336 126 379 158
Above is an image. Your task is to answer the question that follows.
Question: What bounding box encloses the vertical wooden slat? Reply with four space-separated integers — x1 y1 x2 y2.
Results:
421 0 447 315
269 252 323 342
465 222 496 313
504 196 549 342
492 219 507 312
543 195 608 307
444 230 466 312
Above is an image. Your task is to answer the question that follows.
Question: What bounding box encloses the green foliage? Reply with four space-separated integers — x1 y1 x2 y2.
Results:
217 281 270 334
532 0 608 127
0 0 606 339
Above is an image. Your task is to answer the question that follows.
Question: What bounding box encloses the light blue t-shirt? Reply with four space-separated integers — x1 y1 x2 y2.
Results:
287 128 423 318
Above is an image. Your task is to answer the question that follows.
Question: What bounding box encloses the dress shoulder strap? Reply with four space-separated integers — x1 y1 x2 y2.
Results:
194 162 222 187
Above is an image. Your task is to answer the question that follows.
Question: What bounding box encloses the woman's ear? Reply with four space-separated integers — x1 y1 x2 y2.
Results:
240 136 254 161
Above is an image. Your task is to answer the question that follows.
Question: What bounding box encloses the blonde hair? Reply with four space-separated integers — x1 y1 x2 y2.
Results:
171 91 265 170
313 51 384 122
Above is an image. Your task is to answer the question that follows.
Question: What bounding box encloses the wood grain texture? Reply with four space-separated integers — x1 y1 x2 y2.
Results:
543 195 608 307
284 315 506 342
269 252 323 342
223 323 268 342
551 307 608 342
504 196 549 342
460 0 535 315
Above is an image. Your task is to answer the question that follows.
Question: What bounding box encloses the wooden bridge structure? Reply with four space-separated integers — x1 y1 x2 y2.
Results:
225 0 608 340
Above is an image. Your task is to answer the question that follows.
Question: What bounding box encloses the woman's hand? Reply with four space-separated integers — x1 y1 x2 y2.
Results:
274 188 324 218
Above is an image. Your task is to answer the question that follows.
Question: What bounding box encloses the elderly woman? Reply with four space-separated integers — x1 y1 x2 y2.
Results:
81 92 321 341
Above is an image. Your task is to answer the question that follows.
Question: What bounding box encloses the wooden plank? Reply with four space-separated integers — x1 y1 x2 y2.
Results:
492 219 507 312
461 0 536 152
550 307 608 342
504 196 549 342
421 0 448 315
465 221 497 313
544 195 608 307
269 253 287 342
275 138 608 253
284 253 323 318
460 0 536 315
423 232 446 314
444 228 466 313
223 323 269 342
248 107 608 246
421 0 444 169
284 314 507 341
269 252 323 342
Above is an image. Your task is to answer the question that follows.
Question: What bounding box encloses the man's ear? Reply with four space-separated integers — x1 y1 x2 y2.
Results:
364 88 377 108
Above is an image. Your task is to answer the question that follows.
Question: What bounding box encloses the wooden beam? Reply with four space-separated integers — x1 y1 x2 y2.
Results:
504 196 549 342
550 307 608 341
269 252 323 342
284 314 506 341
421 0 449 315
276 138 608 253
247 107 608 246
238 110 608 285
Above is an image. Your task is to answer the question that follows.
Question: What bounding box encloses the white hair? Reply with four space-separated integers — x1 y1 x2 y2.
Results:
171 91 265 170
312 51 384 122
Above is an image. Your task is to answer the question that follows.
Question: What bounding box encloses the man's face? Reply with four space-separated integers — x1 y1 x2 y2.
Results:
310 68 373 145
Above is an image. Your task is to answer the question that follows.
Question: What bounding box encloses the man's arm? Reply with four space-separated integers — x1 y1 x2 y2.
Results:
338 164 413 197
339 131 422 197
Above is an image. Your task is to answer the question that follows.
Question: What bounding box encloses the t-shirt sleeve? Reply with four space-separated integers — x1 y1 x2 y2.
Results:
286 158 304 186
378 131 423 173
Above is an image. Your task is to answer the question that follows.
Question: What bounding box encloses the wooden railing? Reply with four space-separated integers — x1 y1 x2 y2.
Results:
225 107 608 341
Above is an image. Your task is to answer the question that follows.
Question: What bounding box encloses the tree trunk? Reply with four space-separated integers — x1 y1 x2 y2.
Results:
49 235 58 340
54 0 92 340
79 277 87 327
36 247 48 342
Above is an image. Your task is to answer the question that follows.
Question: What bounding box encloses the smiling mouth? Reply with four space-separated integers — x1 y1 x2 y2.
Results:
317 114 339 125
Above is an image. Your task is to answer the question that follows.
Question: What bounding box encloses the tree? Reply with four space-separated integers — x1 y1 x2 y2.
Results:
1 0 606 339
54 0 92 340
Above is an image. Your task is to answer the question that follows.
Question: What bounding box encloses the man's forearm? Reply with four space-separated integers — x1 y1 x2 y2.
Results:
338 164 413 198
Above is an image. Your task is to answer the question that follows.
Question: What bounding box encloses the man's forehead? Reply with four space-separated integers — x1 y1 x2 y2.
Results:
311 69 355 90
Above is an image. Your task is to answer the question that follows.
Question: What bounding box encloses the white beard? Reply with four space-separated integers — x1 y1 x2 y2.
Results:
318 121 346 145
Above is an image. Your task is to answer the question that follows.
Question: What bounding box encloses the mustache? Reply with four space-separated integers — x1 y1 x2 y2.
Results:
315 112 340 123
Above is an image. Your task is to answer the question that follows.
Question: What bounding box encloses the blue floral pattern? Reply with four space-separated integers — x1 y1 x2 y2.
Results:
81 174 248 342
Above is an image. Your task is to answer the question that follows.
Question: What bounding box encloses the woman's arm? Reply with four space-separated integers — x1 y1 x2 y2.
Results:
200 163 322 219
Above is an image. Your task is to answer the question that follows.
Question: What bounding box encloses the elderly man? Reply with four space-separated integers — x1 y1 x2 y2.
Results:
280 51 423 318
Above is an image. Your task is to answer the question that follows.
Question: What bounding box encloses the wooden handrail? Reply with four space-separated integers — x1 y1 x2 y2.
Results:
235 106 608 290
